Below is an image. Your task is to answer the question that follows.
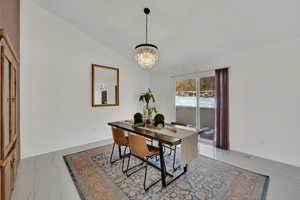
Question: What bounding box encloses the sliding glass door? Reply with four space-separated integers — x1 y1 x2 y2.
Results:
175 79 197 127
198 76 215 140
175 73 216 141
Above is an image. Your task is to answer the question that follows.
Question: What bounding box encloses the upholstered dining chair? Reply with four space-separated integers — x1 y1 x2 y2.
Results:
126 134 161 191
110 127 129 173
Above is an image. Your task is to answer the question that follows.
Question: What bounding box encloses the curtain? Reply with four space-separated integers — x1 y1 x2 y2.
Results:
215 68 229 150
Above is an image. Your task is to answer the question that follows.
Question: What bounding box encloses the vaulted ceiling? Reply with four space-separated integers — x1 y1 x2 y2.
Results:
32 0 300 69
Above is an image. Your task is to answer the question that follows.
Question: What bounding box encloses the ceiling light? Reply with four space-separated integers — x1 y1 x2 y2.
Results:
135 8 159 69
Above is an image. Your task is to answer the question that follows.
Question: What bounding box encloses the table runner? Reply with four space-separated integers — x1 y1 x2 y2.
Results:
120 121 198 165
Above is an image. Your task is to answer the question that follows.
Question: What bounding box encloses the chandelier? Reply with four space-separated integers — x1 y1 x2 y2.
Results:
135 8 159 69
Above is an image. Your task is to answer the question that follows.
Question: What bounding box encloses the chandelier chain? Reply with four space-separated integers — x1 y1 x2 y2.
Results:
146 13 148 44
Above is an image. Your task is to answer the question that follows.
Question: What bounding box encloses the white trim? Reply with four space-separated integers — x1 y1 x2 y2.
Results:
171 70 215 80
170 65 230 80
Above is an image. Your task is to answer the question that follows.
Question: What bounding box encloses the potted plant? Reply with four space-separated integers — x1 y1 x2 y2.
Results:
132 112 144 128
154 113 165 127
139 89 157 123
134 112 143 124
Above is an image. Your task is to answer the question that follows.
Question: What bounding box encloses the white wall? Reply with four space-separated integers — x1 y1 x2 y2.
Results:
20 0 150 158
21 0 300 167
150 38 300 167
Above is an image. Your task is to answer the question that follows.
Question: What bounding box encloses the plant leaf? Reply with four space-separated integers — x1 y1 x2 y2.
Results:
151 93 155 102
139 95 144 102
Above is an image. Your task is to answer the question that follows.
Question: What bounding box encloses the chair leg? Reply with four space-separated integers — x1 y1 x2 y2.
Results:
143 159 148 191
173 146 177 171
110 142 116 164
126 153 131 176
144 156 162 191
163 158 167 172
121 146 128 174
118 145 122 159
124 149 145 177
168 146 172 156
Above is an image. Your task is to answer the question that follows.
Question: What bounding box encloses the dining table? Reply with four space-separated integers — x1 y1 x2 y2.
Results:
108 121 199 188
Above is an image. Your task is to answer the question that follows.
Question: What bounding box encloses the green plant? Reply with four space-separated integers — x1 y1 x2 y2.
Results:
134 112 143 124
139 89 157 122
154 113 165 127
139 88 155 109
147 107 157 117
132 123 144 128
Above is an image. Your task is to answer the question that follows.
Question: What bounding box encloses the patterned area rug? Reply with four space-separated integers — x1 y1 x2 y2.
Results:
63 144 269 200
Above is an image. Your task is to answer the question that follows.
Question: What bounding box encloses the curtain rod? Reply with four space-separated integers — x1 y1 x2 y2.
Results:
170 66 230 78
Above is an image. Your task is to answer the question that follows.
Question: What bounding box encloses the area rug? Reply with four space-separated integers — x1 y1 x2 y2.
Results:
63 144 269 200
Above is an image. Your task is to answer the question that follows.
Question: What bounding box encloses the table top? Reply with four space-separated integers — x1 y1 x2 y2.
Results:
108 121 198 146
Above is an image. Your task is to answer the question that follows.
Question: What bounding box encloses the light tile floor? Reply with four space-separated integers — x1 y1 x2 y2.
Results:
12 139 300 200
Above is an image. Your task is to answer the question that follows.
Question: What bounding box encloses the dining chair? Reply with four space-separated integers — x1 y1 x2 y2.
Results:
126 134 161 191
110 127 129 173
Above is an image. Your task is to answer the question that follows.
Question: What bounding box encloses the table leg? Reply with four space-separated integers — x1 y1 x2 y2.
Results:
165 164 188 186
118 146 122 159
158 142 167 187
184 165 187 172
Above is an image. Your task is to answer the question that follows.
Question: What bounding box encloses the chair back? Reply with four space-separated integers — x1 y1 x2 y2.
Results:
111 127 128 146
128 134 149 158
171 122 187 126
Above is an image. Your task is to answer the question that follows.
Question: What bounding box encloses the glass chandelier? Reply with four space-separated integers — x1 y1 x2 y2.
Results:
135 8 159 69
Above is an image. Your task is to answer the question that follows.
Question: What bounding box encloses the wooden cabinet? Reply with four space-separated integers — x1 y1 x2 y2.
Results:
1 31 18 160
2 154 12 200
0 145 18 200
0 29 20 200
0 169 2 200
10 146 17 191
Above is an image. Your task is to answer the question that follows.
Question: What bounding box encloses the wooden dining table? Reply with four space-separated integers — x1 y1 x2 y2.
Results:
108 121 198 188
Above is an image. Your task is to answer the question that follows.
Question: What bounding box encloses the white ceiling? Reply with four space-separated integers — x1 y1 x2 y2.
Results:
32 0 300 69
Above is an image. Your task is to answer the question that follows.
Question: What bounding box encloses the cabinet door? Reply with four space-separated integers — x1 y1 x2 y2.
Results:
10 148 17 191
0 168 2 200
16 138 20 167
2 57 11 156
2 159 12 200
10 66 17 141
